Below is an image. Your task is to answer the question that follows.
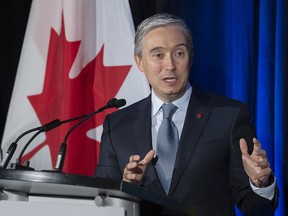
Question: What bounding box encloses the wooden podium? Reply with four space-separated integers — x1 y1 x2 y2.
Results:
0 169 195 216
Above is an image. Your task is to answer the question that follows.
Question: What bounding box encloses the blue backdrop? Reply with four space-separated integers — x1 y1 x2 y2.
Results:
173 1 287 215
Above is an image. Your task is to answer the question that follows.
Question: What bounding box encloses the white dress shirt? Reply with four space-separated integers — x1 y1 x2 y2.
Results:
151 83 192 150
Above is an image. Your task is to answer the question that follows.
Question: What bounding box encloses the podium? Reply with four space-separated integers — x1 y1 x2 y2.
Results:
0 169 195 216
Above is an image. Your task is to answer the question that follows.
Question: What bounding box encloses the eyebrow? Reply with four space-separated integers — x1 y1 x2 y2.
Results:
149 43 188 54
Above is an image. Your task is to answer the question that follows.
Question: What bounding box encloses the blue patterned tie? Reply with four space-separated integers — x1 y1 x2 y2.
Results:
156 103 179 194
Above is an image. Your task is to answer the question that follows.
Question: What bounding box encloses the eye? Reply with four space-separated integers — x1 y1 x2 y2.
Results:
174 50 186 58
152 52 164 59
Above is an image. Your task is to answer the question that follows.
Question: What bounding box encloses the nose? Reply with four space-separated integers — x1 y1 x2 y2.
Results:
164 54 176 71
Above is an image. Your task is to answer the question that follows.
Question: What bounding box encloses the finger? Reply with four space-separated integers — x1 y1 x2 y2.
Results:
253 138 261 151
239 138 249 155
123 165 143 179
256 160 269 169
123 172 139 183
129 154 140 163
252 167 272 179
252 138 268 159
250 168 272 186
253 149 267 158
126 161 139 170
253 148 266 155
139 150 155 165
258 174 269 182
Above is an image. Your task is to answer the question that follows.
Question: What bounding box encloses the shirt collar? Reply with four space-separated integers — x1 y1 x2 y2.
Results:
151 82 192 117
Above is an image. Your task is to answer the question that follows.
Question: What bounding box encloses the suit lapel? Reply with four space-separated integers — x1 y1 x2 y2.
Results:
169 88 211 195
131 96 160 185
132 97 152 156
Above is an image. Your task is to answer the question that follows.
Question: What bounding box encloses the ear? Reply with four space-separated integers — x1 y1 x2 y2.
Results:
134 54 144 72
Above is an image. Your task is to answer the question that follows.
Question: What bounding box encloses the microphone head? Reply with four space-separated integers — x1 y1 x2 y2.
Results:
107 98 126 108
114 99 126 108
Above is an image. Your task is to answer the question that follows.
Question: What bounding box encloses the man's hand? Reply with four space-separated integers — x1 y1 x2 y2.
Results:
123 150 155 184
239 138 272 187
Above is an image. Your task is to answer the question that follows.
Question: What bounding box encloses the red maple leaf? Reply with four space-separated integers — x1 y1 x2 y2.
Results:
24 14 131 176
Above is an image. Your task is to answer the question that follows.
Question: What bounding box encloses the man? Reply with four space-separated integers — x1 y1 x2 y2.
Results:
95 13 278 215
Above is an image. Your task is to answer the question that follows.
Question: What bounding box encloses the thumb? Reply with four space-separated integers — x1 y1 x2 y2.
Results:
139 150 155 166
239 138 249 155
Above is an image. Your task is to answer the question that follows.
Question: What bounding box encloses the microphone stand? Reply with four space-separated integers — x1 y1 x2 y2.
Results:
54 98 126 172
0 127 41 169
2 114 96 170
1 98 126 171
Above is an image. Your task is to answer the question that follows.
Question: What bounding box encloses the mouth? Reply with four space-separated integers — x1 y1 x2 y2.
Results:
162 76 178 83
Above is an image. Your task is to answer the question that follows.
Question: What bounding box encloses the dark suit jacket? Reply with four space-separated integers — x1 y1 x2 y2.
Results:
95 87 279 216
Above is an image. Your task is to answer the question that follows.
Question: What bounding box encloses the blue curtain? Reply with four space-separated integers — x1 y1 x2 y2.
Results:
177 0 287 215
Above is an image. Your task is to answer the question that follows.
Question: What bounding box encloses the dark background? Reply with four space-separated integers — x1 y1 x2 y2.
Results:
0 1 32 142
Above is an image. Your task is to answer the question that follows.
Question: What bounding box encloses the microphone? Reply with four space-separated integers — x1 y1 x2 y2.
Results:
1 104 115 170
15 116 90 167
0 142 17 169
16 120 62 165
54 98 126 172
0 121 59 169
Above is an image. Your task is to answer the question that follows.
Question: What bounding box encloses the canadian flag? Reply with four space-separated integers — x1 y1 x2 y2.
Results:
1 0 149 176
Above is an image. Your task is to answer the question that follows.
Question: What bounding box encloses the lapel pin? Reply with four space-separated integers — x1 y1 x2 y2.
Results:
196 113 203 119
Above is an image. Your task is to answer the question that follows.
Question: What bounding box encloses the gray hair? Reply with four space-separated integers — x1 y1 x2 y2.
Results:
134 13 194 59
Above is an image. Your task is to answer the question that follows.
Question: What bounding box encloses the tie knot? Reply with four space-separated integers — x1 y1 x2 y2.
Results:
162 103 177 120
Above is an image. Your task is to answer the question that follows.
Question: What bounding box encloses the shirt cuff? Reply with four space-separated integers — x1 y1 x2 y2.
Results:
250 177 276 200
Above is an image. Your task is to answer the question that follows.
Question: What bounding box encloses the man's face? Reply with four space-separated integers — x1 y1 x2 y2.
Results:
135 25 191 102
